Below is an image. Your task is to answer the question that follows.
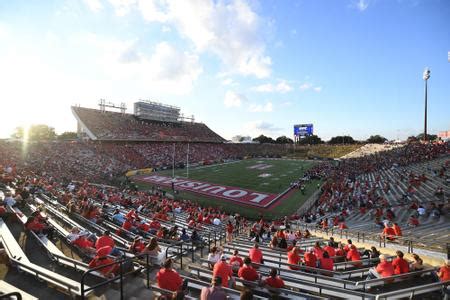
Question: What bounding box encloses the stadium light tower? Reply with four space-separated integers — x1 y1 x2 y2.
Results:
422 67 431 142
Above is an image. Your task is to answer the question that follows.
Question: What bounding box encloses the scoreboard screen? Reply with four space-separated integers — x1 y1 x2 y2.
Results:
294 124 313 137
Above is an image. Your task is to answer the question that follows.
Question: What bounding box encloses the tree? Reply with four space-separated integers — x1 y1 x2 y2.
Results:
252 134 275 144
416 133 438 141
328 135 356 144
11 124 56 141
275 136 293 144
58 131 78 140
297 135 323 145
366 135 387 144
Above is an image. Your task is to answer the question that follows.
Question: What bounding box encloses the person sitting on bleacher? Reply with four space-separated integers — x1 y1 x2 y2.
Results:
128 236 146 254
314 241 325 259
392 223 402 237
343 239 353 252
346 245 362 267
122 217 138 234
229 249 244 273
437 259 450 282
67 227 96 255
304 248 317 268
3 192 16 207
410 254 424 271
366 254 394 280
408 215 420 227
319 251 334 273
238 257 260 282
157 258 184 292
278 237 287 249
263 267 285 290
95 230 122 257
208 246 222 268
391 251 409 276
112 209 126 225
141 237 162 264
287 246 301 270
25 215 54 239
324 241 336 257
268 236 278 248
248 243 263 265
180 228 190 242
88 246 119 278
213 255 234 288
381 223 396 241
200 276 227 300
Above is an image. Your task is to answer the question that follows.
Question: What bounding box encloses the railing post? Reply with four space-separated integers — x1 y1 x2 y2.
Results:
146 254 150 288
214 232 217 247
180 242 183 269
357 232 360 242
119 261 124 300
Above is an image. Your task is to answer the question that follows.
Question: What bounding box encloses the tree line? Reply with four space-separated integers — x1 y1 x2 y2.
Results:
10 125 77 141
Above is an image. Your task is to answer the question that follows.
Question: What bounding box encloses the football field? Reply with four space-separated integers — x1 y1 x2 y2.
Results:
133 158 322 220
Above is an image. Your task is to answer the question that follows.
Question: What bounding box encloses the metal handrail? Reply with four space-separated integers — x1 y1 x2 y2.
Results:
80 252 151 300
165 240 184 268
0 292 22 300
374 279 450 300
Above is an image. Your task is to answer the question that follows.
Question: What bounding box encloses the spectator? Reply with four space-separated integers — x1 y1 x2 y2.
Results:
392 250 409 275
226 221 234 243
238 257 259 282
437 259 450 282
346 245 362 267
410 254 424 271
207 246 222 268
287 246 302 270
212 255 234 288
240 288 253 300
67 227 96 255
319 250 334 273
25 216 54 239
324 242 336 258
88 246 119 278
248 243 263 265
200 276 227 300
157 258 183 292
392 223 402 237
381 223 396 241
229 249 244 273
263 267 285 289
128 236 146 254
367 254 394 279
304 248 317 268
142 237 162 264
95 230 122 257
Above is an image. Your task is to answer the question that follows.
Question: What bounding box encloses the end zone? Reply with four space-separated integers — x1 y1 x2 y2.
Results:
133 174 280 208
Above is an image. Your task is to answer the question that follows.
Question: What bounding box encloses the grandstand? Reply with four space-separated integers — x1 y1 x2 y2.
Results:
72 106 225 142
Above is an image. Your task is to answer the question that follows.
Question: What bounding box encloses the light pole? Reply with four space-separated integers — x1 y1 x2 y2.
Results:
422 67 431 142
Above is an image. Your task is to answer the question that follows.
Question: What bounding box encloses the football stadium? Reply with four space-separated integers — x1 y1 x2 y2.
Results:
1 1 449 300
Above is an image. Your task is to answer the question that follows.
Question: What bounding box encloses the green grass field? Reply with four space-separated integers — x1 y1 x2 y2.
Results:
132 158 321 220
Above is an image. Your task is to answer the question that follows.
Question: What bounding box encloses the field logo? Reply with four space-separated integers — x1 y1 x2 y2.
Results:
258 173 272 178
134 174 277 208
248 164 272 170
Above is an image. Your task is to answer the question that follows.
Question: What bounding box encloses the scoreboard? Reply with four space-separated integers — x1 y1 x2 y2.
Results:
294 124 313 137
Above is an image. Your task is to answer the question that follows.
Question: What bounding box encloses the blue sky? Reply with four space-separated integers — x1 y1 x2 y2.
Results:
0 0 449 140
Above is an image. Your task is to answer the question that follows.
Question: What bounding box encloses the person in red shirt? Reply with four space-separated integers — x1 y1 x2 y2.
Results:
157 258 184 292
382 224 396 241
263 268 285 289
229 249 244 273
213 255 234 288
319 251 334 274
323 242 336 258
248 243 263 265
408 215 419 227
437 259 450 282
304 248 317 268
392 251 409 275
314 241 325 259
367 254 394 280
226 221 234 243
88 246 118 278
287 246 301 270
128 236 146 254
343 239 353 253
95 231 121 257
392 223 402 237
238 257 260 282
346 245 362 267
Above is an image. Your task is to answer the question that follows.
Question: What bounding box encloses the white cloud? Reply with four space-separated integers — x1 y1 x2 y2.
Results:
108 0 272 78
299 83 312 90
83 0 103 12
76 34 202 94
252 80 292 93
221 78 235 86
108 0 136 16
161 25 171 32
244 120 282 138
224 91 246 108
352 0 370 11
249 102 273 112
313 86 322 92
